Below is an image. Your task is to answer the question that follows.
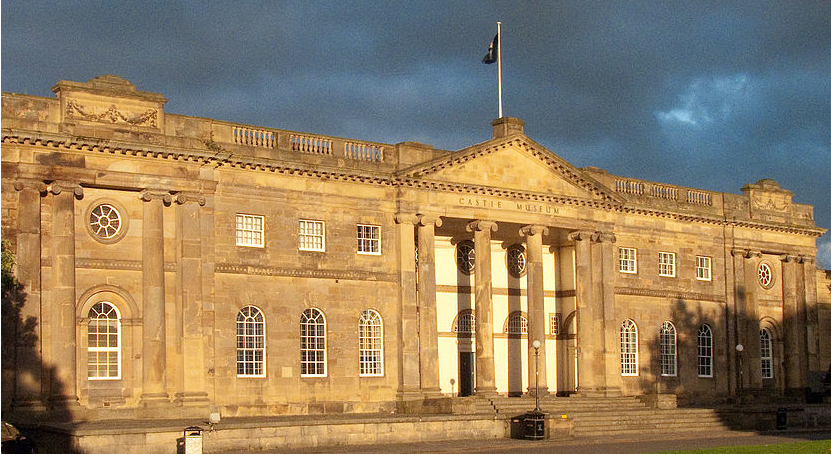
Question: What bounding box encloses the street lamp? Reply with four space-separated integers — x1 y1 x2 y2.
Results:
532 339 541 412
735 344 744 393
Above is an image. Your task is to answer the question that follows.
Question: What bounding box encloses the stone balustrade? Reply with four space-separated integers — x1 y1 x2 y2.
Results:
615 178 715 206
233 126 275 148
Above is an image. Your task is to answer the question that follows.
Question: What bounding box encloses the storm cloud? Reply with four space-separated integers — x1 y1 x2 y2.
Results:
3 0 829 265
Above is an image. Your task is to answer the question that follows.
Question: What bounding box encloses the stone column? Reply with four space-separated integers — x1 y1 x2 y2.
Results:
780 254 803 390
727 248 743 396
743 251 763 390
467 220 498 396
569 231 597 394
12 180 47 409
594 231 622 395
395 213 422 401
48 181 83 406
520 225 548 395
416 214 442 395
173 193 208 405
140 190 171 405
800 256 820 372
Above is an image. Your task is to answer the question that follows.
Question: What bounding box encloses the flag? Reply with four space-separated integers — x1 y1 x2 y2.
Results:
482 34 498 64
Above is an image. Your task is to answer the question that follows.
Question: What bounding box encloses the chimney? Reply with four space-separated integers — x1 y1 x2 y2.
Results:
492 117 524 138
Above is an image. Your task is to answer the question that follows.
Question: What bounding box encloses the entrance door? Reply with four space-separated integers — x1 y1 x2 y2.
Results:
459 352 475 396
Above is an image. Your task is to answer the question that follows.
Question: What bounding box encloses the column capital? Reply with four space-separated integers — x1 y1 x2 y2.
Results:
48 181 84 198
173 192 206 206
779 254 798 263
140 189 172 204
519 225 549 237
731 248 761 259
797 255 815 264
416 213 443 227
466 220 497 233
394 213 419 225
591 231 616 243
12 179 47 193
568 230 593 242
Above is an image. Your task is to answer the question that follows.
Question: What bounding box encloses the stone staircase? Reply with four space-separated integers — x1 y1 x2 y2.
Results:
480 395 737 437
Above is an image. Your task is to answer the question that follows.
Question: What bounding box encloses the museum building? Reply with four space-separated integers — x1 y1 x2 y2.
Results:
2 75 829 421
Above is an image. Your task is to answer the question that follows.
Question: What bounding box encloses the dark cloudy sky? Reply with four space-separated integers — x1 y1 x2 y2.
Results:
3 1 830 266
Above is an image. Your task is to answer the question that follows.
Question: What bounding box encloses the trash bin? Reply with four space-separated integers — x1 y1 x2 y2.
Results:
184 426 203 454
523 411 546 440
510 415 526 439
776 408 787 430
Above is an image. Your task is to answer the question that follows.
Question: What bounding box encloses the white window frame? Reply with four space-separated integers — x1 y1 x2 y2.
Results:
87 302 121 380
235 214 264 248
760 328 773 379
550 313 561 336
697 324 713 378
660 321 677 377
357 224 381 255
620 319 639 376
505 312 528 335
358 310 384 377
301 308 327 377
658 251 676 277
619 247 637 274
299 220 325 252
696 256 712 281
236 305 266 378
453 312 475 334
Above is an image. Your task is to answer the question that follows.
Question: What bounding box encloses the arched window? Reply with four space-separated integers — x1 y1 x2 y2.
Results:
359 310 383 376
301 308 327 377
88 302 121 379
697 324 713 378
236 306 265 377
660 321 677 377
760 328 773 379
620 319 638 376
453 311 475 334
505 312 528 335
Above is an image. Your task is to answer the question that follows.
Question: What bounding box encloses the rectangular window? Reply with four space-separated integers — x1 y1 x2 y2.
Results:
619 247 637 273
550 313 560 335
299 220 325 251
696 256 712 281
658 252 676 277
236 214 264 247
357 224 381 255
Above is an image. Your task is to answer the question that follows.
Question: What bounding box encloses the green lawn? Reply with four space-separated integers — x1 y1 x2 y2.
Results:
658 439 831 454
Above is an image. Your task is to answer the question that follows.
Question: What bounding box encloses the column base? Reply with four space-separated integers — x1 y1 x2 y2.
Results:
140 392 171 407
475 386 499 397
11 398 48 412
526 386 550 397
173 392 210 406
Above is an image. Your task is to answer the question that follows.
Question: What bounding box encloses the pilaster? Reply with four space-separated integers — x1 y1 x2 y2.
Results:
593 231 621 396
47 181 83 408
569 230 597 395
799 256 820 372
173 192 209 406
780 254 804 390
466 220 498 396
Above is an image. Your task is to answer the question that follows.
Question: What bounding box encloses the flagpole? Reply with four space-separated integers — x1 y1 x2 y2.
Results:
497 21 503 118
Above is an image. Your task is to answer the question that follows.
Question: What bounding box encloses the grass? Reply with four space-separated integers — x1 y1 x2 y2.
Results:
658 439 831 454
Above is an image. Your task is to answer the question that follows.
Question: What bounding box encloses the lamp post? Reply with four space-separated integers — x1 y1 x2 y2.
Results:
735 344 744 394
532 339 541 412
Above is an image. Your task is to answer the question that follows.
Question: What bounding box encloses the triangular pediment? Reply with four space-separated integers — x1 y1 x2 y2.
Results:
399 134 621 203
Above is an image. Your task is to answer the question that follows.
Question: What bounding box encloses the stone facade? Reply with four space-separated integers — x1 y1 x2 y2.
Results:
1 75 829 421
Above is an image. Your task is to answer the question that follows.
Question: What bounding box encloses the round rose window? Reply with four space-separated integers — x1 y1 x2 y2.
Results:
89 204 122 240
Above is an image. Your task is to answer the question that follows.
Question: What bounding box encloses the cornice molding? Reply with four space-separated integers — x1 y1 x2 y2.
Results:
4 131 825 237
214 263 397 282
615 286 726 304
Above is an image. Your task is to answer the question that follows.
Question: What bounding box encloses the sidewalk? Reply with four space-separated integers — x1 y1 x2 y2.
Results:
246 429 831 454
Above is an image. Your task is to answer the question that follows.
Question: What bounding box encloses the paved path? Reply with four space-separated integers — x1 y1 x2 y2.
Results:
242 430 831 454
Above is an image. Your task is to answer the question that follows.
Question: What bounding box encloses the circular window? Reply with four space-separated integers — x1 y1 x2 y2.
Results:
456 242 475 274
507 245 527 278
86 201 128 244
758 262 774 289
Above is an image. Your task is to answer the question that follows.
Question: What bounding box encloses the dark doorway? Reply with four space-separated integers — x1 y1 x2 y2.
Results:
459 352 475 396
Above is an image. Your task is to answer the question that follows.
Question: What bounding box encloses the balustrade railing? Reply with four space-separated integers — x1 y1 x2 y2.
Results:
345 141 384 162
290 134 332 155
615 179 644 195
233 127 275 148
650 184 678 200
686 190 712 206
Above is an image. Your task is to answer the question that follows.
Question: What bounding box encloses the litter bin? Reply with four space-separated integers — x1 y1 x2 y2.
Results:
776 408 787 430
184 426 203 454
523 411 546 440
